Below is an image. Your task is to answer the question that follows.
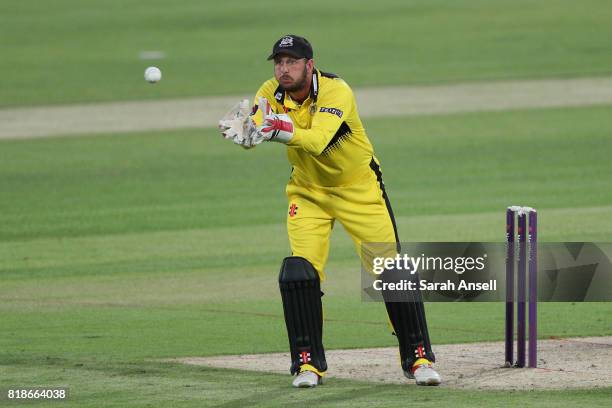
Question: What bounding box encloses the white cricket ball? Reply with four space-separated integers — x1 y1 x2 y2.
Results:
144 66 162 83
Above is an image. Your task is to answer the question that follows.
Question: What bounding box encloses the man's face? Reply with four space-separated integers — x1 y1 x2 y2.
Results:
274 55 312 92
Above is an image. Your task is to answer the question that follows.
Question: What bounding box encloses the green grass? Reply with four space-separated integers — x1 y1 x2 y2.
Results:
1 105 612 406
1 104 611 241
2 0 612 107
2 362 611 407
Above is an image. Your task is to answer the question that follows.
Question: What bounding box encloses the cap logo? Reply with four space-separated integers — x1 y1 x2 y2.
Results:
279 36 293 47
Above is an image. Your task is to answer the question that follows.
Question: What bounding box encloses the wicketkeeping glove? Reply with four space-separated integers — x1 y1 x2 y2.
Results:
251 97 294 145
218 99 258 148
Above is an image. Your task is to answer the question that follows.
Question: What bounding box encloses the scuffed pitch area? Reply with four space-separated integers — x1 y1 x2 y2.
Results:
3 77 612 139
171 337 612 390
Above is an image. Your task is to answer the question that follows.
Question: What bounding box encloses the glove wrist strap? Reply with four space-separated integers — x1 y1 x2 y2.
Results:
271 132 293 143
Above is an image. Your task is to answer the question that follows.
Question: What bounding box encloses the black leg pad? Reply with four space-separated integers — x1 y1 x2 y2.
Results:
279 256 327 374
381 268 435 371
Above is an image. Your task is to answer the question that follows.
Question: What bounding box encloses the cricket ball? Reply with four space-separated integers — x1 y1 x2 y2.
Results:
144 66 162 83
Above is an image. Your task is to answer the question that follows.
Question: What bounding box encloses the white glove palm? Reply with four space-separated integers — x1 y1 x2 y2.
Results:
218 99 258 148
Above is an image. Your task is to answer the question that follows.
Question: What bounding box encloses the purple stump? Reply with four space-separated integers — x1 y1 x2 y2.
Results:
528 210 538 368
516 211 527 368
505 207 516 367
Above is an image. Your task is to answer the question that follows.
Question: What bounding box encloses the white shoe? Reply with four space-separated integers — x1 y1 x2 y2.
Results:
292 370 322 388
404 364 441 386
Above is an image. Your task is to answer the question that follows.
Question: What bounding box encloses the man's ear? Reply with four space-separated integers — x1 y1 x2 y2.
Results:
306 59 315 73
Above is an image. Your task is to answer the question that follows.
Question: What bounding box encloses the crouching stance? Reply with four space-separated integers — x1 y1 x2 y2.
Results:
219 34 441 388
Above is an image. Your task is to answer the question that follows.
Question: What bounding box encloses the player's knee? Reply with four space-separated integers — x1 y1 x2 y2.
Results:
279 256 319 283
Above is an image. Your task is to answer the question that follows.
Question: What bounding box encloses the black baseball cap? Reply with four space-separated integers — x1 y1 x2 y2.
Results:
267 35 313 60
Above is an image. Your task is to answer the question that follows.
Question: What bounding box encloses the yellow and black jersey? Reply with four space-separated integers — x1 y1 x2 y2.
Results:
253 69 374 187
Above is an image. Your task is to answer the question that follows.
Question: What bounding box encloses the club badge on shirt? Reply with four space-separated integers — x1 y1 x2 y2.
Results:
309 103 317 116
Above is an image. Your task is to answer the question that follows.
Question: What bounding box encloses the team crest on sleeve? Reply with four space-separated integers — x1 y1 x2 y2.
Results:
319 107 343 118
289 203 298 217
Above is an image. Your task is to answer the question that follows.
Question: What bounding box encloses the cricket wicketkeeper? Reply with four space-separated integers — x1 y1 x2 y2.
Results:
219 34 441 388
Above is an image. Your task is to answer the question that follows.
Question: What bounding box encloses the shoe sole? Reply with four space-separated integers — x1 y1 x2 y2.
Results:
416 378 441 386
294 382 317 388
293 378 322 388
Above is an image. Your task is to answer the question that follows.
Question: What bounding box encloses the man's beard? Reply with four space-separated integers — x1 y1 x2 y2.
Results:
283 66 308 92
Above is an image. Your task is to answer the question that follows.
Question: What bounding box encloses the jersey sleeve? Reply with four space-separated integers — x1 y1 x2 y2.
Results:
287 81 354 156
